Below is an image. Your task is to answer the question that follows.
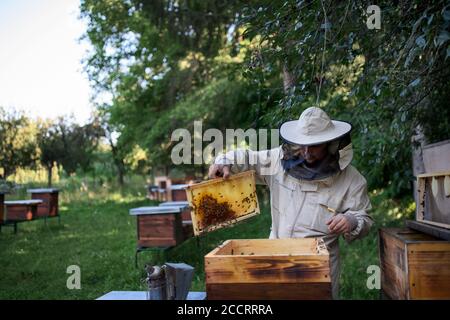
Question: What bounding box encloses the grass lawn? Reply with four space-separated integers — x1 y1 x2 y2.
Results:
0 179 415 299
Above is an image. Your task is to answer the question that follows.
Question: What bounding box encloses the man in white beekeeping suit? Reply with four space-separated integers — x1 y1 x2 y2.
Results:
208 106 374 299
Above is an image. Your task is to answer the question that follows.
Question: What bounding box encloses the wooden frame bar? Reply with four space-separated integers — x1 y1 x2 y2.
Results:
416 171 450 229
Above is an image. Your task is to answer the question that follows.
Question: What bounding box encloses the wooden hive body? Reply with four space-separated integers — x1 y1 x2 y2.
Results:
205 238 331 300
379 228 450 299
130 207 184 248
28 189 59 218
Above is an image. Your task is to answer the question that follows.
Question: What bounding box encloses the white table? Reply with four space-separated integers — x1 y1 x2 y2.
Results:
96 291 206 300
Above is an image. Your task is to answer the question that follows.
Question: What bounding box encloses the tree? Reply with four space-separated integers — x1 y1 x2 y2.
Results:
37 120 66 187
81 0 450 197
80 0 249 175
239 0 450 196
43 116 104 178
0 107 38 180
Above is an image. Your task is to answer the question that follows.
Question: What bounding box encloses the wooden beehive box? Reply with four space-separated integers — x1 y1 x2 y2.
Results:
28 188 59 218
416 171 450 230
129 206 184 248
158 202 193 240
186 171 260 236
159 201 191 221
169 184 188 201
379 228 450 299
205 238 331 300
4 200 42 221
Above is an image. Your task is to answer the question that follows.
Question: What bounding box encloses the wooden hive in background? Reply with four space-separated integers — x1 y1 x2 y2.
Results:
168 184 188 202
159 201 191 221
205 238 331 300
3 200 42 221
158 202 193 240
28 188 59 218
129 206 184 248
379 228 450 299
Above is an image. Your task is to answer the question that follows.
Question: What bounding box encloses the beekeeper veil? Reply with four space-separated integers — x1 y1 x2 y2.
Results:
279 107 353 181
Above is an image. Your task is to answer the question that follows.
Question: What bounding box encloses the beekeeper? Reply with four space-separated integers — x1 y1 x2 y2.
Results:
209 107 374 299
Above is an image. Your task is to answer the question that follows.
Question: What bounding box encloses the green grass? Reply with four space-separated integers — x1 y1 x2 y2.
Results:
0 179 415 299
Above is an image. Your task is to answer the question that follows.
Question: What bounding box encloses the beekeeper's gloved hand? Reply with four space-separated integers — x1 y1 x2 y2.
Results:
208 164 231 179
326 213 358 234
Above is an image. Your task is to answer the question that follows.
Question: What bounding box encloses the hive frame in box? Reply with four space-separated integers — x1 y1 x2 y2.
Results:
416 171 450 230
185 170 260 236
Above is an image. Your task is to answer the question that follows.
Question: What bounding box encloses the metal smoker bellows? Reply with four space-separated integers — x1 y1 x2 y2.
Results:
144 263 194 300
145 265 167 300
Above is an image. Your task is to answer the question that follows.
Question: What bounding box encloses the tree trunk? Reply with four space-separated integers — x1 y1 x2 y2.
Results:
282 63 295 94
106 129 126 187
117 160 126 186
47 164 53 187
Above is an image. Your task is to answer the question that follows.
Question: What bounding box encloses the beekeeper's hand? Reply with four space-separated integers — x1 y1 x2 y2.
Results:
208 164 231 179
326 214 357 234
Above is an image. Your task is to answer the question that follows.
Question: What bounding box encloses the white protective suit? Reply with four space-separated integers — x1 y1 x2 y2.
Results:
214 144 374 299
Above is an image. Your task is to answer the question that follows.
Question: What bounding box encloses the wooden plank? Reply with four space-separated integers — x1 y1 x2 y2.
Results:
138 238 177 247
139 224 175 238
383 227 437 243
417 171 450 178
419 220 450 230
379 229 409 299
210 238 322 256
195 212 260 235
406 220 450 241
207 240 233 256
171 189 187 201
205 255 330 284
181 209 192 222
207 282 331 300
408 243 450 299
187 171 256 190
136 213 183 248
422 139 450 173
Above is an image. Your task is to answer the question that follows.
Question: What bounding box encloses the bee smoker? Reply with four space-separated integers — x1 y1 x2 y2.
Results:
144 263 194 300
145 265 167 300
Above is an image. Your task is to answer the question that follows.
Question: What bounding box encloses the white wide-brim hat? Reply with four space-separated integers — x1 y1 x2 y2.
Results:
280 107 352 146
